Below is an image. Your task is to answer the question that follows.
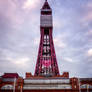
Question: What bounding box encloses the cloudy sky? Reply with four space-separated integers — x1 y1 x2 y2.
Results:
0 0 92 78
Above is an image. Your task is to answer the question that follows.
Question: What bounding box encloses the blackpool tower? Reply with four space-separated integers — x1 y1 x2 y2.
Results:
34 0 60 77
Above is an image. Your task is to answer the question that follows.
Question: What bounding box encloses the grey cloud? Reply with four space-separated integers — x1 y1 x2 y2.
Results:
0 0 92 78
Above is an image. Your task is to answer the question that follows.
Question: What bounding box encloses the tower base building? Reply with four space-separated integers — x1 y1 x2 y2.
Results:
0 73 92 92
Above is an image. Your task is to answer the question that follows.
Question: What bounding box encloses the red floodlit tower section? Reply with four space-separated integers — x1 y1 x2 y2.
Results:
34 0 60 77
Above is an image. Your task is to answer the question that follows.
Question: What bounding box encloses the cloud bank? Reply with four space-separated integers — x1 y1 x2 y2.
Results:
0 0 92 78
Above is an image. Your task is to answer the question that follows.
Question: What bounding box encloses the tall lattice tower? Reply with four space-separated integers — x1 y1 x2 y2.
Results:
34 0 60 77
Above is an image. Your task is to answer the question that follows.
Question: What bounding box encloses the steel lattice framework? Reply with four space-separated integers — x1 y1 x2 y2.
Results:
34 0 60 77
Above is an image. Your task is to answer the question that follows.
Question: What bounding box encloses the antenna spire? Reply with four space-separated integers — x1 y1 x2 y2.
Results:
45 0 47 2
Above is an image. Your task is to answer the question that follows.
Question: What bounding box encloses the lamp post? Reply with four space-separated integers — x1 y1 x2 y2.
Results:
13 78 16 92
20 85 23 92
78 78 81 92
87 84 89 92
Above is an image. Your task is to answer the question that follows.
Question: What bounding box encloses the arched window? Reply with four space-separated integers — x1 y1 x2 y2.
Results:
81 84 87 88
89 85 92 88
1 84 13 90
81 84 92 89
